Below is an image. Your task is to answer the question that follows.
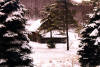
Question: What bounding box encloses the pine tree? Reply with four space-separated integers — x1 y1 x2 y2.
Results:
39 1 77 49
78 8 100 67
0 0 33 66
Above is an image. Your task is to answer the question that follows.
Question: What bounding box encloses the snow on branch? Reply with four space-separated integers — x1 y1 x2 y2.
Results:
94 37 100 45
6 16 21 22
90 29 98 36
95 20 100 24
0 12 5 16
88 23 97 28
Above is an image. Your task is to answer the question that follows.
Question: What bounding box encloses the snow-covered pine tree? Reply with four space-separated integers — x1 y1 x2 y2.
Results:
0 0 33 67
78 8 100 67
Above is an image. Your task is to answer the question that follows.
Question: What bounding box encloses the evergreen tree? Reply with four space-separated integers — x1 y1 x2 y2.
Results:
39 1 77 49
0 0 33 66
78 8 100 67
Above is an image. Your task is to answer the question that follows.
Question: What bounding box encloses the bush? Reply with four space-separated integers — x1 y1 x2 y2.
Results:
47 39 55 48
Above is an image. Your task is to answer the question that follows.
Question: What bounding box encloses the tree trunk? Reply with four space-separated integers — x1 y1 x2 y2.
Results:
66 24 69 50
50 30 52 39
66 23 69 50
64 0 69 50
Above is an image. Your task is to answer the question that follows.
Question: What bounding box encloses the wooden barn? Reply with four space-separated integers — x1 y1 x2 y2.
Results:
28 32 42 42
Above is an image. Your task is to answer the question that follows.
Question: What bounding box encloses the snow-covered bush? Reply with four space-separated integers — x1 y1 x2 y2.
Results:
78 8 100 67
0 0 33 66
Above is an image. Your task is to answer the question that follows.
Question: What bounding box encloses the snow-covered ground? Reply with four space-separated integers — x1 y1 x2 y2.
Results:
26 19 81 67
29 31 81 67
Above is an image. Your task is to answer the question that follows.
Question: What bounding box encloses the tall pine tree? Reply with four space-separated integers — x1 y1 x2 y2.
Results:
0 0 33 66
78 7 100 67
39 1 76 50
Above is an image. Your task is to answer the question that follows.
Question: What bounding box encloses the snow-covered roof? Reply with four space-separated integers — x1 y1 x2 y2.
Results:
41 30 66 38
26 19 42 32
41 29 78 39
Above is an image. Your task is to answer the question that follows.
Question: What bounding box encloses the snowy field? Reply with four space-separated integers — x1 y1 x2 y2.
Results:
26 19 81 67
29 31 81 67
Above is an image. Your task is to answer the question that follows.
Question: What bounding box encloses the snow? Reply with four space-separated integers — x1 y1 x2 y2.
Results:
12 11 22 17
80 27 86 33
88 23 96 28
97 11 100 15
26 19 81 66
93 7 98 11
90 29 98 36
41 30 66 38
6 16 19 22
2 1 13 8
41 29 78 39
0 24 5 28
94 37 100 45
29 30 80 67
0 59 6 64
88 13 95 18
0 12 5 15
3 31 18 37
72 0 82 3
22 43 30 49
6 11 23 22
26 19 42 32
95 20 100 24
